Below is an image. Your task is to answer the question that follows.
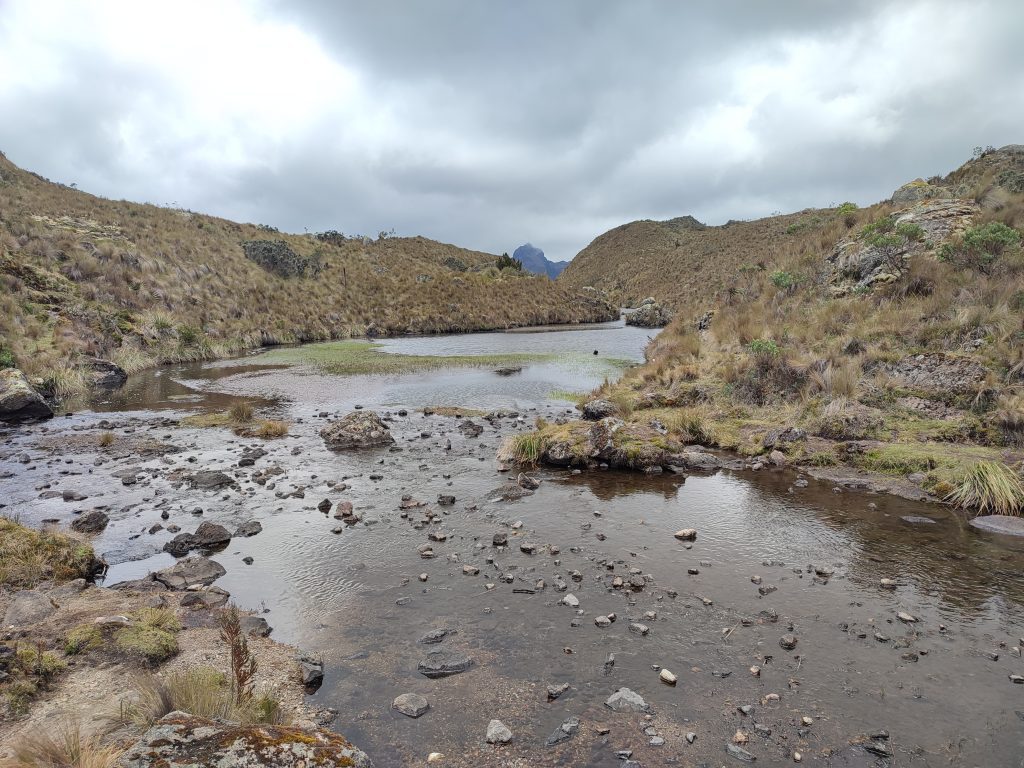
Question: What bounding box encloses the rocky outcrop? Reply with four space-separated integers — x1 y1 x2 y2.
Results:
829 199 978 294
0 368 53 423
320 410 395 450
115 712 373 768
891 179 951 204
814 399 885 441
536 418 686 471
241 240 323 278
153 556 226 590
880 353 990 403
625 301 673 328
580 399 618 420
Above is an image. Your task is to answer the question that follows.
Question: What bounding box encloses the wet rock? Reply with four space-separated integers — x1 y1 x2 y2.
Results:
3 590 56 627
241 616 271 637
779 634 798 650
86 357 128 389
419 628 451 644
581 399 618 420
629 622 650 636
154 556 226 590
594 616 611 628
298 653 325 691
605 687 648 713
180 588 230 611
487 483 535 502
320 411 395 450
969 515 1024 536
561 594 580 608
900 516 936 525
70 509 109 534
318 498 333 513
188 471 234 490
896 611 918 623
164 534 197 556
437 494 456 506
673 528 697 541
659 668 677 685
458 420 484 438
545 716 580 746
393 693 430 718
492 532 508 547
234 521 262 537
516 473 540 490
0 368 53 423
485 719 512 744
418 649 474 678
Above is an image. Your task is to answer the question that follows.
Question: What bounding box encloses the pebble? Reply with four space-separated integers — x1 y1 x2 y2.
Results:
659 668 677 685
685 732 696 744
546 682 570 700
673 528 697 541
779 634 798 650
561 594 580 608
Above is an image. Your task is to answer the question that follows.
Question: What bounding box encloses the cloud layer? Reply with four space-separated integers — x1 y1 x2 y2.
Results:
1 0 1021 261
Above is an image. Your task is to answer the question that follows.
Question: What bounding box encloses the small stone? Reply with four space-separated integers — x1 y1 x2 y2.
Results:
546 682 570 700
659 668 677 685
794 752 802 763
561 594 580 608
674 528 697 541
463 565 479 575
779 634 798 650
897 611 918 623
419 573 428 582
685 732 697 744
629 622 650 636
801 716 813 726
880 578 897 589
485 719 512 744
595 615 611 628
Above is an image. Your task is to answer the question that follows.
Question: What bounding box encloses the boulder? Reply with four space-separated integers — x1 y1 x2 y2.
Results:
625 302 673 328
86 357 128 389
234 520 263 537
891 179 950 204
417 649 473 678
240 615 272 637
392 693 429 718
187 471 234 490
114 711 372 767
320 411 395 450
969 515 1024 536
0 368 52 423
486 719 513 744
70 510 109 534
153 556 226 590
193 521 231 547
3 590 56 627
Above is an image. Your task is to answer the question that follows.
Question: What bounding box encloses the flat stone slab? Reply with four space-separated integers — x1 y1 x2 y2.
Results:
900 515 937 525
417 649 473 678
393 693 429 718
969 515 1024 536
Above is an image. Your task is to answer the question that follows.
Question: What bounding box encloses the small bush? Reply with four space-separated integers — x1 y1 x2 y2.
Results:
496 253 523 271
748 339 781 360
0 345 15 369
894 221 925 242
176 324 201 346
938 222 1022 274
98 431 115 448
945 461 1024 516
769 270 800 290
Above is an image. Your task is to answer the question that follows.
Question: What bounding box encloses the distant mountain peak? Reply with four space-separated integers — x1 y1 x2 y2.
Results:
512 243 569 278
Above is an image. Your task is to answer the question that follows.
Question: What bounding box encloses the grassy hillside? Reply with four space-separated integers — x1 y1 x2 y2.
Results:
0 153 615 396
531 146 1024 514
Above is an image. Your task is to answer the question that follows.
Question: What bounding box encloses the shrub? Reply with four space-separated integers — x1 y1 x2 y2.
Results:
219 606 257 706
894 221 925 242
769 270 800 290
748 339 781 360
938 222 1022 274
836 202 859 227
176 324 201 346
98 431 115 448
496 253 523 271
0 345 15 368
861 216 895 239
945 461 1024 515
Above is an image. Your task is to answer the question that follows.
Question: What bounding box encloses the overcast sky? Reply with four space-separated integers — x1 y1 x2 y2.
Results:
1 1 1021 262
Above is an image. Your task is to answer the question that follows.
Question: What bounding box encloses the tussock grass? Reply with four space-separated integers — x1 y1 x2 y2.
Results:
503 433 547 465
945 461 1024 515
120 667 285 728
8 719 123 768
255 420 288 439
0 518 95 588
229 402 254 422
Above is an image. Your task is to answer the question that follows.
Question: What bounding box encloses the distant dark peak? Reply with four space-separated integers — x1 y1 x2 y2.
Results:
512 242 569 278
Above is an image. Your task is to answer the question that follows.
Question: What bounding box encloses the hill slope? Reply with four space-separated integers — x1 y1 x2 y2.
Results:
514 146 1024 514
0 153 615 394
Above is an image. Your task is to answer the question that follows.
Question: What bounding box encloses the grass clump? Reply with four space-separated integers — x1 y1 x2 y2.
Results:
229 402 254 422
64 624 103 655
8 718 123 768
945 461 1024 515
255 420 288 439
0 518 96 588
504 432 547 465
98 431 115 447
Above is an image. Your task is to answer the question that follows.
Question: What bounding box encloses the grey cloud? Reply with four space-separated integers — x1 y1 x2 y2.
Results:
0 0 1021 262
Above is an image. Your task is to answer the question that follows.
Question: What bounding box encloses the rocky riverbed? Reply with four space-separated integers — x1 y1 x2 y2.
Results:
2 325 1024 766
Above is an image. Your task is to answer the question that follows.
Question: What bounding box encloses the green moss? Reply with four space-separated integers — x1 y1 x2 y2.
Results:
65 624 103 655
114 625 179 663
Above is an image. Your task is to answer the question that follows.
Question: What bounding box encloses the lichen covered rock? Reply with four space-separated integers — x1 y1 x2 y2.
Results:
625 301 673 328
115 711 373 767
320 410 395 450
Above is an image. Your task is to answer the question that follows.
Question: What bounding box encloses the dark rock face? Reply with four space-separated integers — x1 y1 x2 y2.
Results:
86 357 128 389
0 368 53 423
580 399 618 420
625 301 672 328
164 522 231 556
241 239 323 278
320 411 395 450
114 712 373 768
512 243 569 278
70 510 109 534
